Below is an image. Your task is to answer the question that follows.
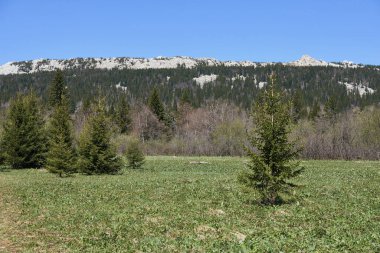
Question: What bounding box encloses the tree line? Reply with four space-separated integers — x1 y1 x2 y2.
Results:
0 70 145 176
1 69 379 171
0 64 379 114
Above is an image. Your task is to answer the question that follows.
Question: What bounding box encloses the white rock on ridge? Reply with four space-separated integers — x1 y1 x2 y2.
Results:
341 60 362 68
0 55 368 76
338 81 375 96
258 81 267 89
193 74 218 88
115 82 127 92
231 75 247 81
287 55 336 67
0 62 22 74
0 57 256 75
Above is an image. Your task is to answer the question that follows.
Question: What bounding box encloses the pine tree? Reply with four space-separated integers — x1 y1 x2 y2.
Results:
148 87 166 121
77 98 123 174
180 88 192 105
291 89 306 122
114 95 132 134
325 96 338 119
239 74 304 205
46 96 77 177
1 92 47 169
148 87 174 139
125 138 145 169
177 89 193 128
49 69 67 107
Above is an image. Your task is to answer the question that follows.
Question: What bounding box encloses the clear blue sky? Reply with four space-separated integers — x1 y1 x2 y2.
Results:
1 0 379 65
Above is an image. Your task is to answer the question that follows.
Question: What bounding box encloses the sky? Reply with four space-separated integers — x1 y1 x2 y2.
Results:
0 0 379 65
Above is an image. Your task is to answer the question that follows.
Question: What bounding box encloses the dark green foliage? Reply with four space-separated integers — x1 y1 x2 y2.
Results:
309 100 320 120
325 95 338 118
1 92 47 169
240 75 304 205
82 98 92 113
49 69 68 107
148 87 174 139
148 87 166 121
1 63 379 114
0 151 4 166
180 88 192 105
46 71 76 176
114 95 132 134
291 89 307 122
46 97 76 177
125 139 145 169
77 98 123 174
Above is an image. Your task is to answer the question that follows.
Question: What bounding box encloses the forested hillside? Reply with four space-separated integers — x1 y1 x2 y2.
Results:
1 58 380 160
0 59 379 114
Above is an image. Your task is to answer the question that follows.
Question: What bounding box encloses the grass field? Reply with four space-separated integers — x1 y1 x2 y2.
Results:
0 157 379 252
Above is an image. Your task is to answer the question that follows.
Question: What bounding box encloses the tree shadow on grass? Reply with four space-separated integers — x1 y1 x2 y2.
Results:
243 194 302 207
0 165 11 172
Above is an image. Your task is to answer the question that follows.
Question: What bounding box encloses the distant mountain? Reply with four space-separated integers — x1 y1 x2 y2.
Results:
0 55 378 114
0 55 368 76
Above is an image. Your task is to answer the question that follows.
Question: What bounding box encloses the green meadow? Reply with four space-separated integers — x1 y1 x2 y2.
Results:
1 157 379 252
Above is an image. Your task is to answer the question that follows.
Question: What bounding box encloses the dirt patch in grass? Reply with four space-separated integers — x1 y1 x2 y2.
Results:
195 225 217 240
231 231 246 243
208 208 226 216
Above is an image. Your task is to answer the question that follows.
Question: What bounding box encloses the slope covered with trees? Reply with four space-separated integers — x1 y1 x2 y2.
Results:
0 64 379 115
0 64 379 160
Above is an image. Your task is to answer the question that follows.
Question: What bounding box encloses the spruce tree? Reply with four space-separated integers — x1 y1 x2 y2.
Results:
240 74 304 205
77 98 123 174
180 88 192 105
1 92 47 169
49 69 67 107
125 138 145 169
114 95 132 134
148 87 166 121
291 89 306 122
148 87 174 139
177 89 193 128
46 96 76 177
325 96 338 118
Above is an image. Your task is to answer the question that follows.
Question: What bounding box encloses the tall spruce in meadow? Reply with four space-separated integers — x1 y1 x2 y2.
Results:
1 92 47 169
49 69 67 107
46 95 76 177
77 98 123 174
114 95 132 134
240 74 304 205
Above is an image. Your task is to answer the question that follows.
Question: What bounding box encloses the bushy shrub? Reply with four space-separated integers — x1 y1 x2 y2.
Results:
125 138 145 169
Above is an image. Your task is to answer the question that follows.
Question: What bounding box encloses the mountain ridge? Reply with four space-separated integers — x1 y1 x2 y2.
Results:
0 55 369 76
